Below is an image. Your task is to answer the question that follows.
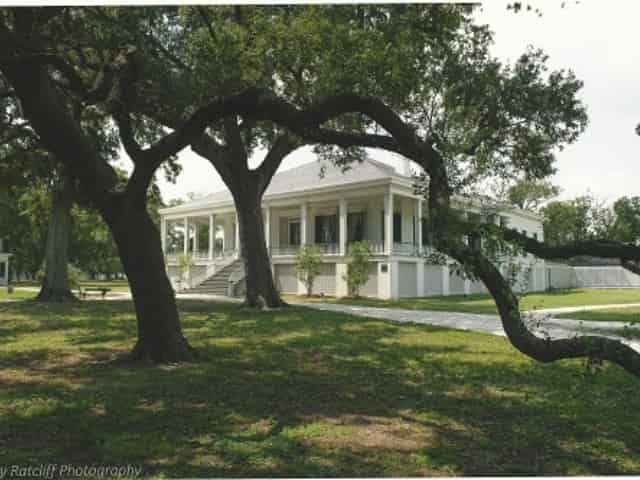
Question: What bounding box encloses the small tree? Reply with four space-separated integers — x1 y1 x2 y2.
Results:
344 241 372 298
176 253 194 291
295 245 322 297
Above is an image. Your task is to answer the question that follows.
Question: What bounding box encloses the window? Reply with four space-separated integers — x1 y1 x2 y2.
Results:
347 212 365 243
0 262 5 279
315 215 337 244
289 221 301 245
393 212 402 243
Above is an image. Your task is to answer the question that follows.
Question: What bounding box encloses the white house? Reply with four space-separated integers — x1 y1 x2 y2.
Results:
159 158 546 298
0 238 11 286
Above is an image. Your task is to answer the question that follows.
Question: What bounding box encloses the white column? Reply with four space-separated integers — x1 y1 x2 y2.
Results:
416 199 423 255
161 217 167 254
193 221 199 257
183 217 189 255
384 190 394 255
390 261 399 299
339 198 348 256
264 207 271 249
300 203 307 246
416 261 425 297
464 278 471 295
235 212 240 257
442 265 450 296
336 263 349 297
208 214 215 260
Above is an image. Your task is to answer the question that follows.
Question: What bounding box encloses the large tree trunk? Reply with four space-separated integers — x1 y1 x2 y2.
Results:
36 174 77 302
105 197 197 363
232 184 285 308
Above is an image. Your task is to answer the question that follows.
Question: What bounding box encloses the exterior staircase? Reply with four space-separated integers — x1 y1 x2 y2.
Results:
187 259 244 296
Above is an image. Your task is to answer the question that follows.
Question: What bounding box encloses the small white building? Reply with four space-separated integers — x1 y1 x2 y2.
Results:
0 238 11 286
159 159 546 298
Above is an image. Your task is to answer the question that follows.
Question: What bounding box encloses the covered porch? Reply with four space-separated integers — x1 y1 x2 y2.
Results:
162 211 240 264
264 187 426 258
161 186 428 263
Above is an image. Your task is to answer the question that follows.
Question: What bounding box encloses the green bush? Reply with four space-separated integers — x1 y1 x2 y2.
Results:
344 241 371 297
295 245 322 296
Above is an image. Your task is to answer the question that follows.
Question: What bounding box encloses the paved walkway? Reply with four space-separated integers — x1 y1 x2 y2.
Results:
295 302 640 352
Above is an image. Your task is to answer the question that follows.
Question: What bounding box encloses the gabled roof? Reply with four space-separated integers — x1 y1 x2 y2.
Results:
160 158 405 214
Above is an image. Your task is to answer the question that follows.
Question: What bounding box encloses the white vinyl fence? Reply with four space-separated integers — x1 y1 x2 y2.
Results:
546 265 640 289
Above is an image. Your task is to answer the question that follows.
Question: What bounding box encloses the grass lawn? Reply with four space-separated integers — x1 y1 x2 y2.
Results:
0 288 36 300
12 280 131 293
557 306 640 324
289 288 640 315
1 300 639 476
78 280 131 293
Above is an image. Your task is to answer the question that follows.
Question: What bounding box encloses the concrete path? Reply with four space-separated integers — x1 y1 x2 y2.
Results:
1 287 241 304
534 302 640 315
296 302 640 352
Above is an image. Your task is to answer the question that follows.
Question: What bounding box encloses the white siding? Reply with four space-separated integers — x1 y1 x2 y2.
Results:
359 263 379 297
275 264 298 293
398 262 417 297
424 265 444 296
314 263 336 296
449 270 466 295
469 279 487 294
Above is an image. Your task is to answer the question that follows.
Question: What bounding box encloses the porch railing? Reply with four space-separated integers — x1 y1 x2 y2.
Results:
165 248 239 263
269 245 301 256
392 242 421 257
362 240 385 254
315 243 339 255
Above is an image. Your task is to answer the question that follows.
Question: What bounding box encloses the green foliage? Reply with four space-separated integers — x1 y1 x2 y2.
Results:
507 179 560 212
541 194 616 245
295 245 322 296
344 241 371 298
175 253 194 290
66 263 83 290
611 196 640 244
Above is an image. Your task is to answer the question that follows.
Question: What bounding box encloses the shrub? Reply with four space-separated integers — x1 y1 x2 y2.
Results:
295 245 322 296
344 241 371 297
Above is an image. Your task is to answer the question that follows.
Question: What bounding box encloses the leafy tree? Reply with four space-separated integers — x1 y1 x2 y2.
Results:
507 179 559 211
612 196 640 244
295 245 322 297
344 241 371 298
119 5 486 308
0 8 200 362
541 194 615 245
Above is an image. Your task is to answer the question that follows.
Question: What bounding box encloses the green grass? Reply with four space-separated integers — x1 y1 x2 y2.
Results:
557 306 640 324
0 287 36 300
12 280 131 293
289 288 640 315
78 280 130 293
1 300 639 476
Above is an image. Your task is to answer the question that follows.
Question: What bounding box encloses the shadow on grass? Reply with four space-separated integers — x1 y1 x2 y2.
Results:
0 300 639 476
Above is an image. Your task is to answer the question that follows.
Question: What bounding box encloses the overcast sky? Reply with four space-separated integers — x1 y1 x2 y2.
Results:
151 1 640 204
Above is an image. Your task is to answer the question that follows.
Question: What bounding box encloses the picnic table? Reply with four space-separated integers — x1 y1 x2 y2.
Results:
79 287 112 299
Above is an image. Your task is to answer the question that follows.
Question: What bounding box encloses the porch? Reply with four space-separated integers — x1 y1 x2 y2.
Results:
161 188 428 263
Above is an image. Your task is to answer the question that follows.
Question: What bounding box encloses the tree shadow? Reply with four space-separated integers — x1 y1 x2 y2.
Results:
1 300 639 476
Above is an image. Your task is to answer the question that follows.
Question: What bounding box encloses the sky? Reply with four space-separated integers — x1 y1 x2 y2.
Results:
150 0 640 205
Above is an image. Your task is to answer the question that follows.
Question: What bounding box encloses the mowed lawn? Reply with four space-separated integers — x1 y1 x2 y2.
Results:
290 288 640 315
1 300 639 476
0 288 36 300
557 306 640 324
12 279 131 293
